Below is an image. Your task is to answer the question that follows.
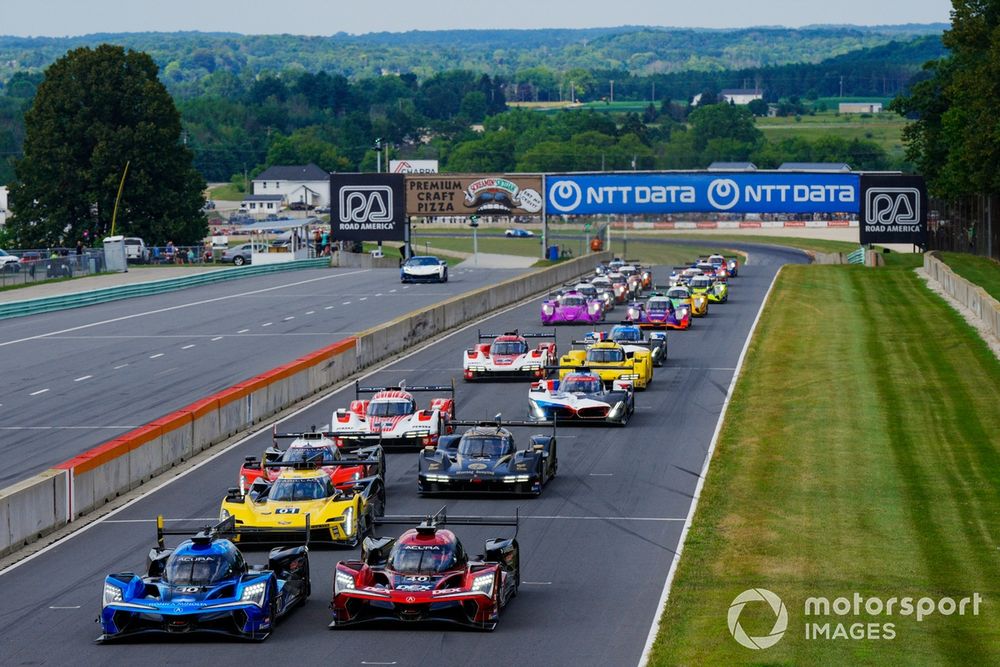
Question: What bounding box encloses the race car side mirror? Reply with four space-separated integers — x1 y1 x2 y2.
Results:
532 444 545 452
225 487 245 503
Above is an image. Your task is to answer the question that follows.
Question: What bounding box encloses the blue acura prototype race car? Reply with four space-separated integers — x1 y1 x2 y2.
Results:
98 516 310 642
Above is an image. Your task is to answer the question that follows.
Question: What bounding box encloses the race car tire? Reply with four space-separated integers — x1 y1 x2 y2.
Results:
301 559 312 601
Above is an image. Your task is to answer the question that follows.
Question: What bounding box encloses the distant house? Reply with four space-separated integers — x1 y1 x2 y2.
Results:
252 163 330 210
693 89 763 106
0 186 7 226
708 162 757 172
779 162 852 172
839 102 883 114
240 194 284 217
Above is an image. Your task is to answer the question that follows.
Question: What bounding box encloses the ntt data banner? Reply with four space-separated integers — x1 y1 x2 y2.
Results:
546 173 860 215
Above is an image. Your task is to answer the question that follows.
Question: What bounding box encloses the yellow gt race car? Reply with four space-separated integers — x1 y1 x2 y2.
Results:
658 285 708 317
220 468 384 547
558 340 653 390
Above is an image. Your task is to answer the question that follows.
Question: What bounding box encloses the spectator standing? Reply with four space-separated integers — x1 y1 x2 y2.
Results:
164 241 176 264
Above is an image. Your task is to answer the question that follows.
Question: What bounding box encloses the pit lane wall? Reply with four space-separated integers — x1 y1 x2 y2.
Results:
924 251 1000 341
0 252 610 556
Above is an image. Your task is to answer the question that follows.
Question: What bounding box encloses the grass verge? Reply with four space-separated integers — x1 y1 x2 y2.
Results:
648 263 1000 665
938 252 1000 302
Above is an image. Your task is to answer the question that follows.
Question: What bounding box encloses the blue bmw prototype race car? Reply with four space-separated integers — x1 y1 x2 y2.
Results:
98 516 310 642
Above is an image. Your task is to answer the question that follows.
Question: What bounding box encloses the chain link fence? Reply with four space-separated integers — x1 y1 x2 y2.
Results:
927 195 1000 262
0 251 107 289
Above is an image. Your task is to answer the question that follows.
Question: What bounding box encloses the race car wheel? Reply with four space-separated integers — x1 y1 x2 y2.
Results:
301 560 312 601
442 269 448 283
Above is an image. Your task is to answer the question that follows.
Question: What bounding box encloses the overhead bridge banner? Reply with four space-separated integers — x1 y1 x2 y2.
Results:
546 172 861 215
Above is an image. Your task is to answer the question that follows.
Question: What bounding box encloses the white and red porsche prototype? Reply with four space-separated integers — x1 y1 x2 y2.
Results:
330 380 455 450
463 330 557 381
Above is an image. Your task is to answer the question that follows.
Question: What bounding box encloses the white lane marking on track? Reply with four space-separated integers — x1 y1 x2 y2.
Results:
49 606 81 610
29 389 49 396
113 364 128 369
588 473 613 477
375 293 383 297
360 297 367 301
104 518 216 523
284 316 295 321
261 322 273 327
0 269 371 349
181 344 195 350
149 353 164 359
361 662 397 666
342 301 351 305
324 306 334 310
211 336 223 342
238 329 250 334
389 289 397 293
0 290 567 578
638 267 782 667
306 311 315 315
522 581 552 585
73 375 92 382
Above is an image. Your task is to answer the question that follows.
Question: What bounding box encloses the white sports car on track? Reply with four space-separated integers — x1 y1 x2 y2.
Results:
401 255 448 283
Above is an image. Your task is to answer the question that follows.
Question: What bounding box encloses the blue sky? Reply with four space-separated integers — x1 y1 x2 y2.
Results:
1 0 952 37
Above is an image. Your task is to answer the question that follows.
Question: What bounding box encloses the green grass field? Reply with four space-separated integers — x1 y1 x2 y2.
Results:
207 183 247 201
756 111 908 160
648 263 1000 665
410 234 547 258
938 252 1000 302
624 232 861 256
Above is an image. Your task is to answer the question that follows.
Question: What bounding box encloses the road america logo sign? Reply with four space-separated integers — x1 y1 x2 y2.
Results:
339 186 394 224
728 588 788 649
864 187 920 227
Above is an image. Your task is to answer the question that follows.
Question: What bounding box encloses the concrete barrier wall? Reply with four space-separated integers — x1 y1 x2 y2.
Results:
331 251 400 269
924 252 1000 341
0 254 606 556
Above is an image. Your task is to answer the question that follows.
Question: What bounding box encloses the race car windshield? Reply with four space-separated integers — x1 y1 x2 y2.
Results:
691 277 713 288
284 447 336 464
459 436 509 458
560 296 585 307
165 553 234 586
562 376 602 393
368 400 413 417
667 290 689 300
587 348 624 363
268 478 332 501
611 327 641 342
648 299 672 311
390 544 458 574
406 257 439 266
491 341 527 355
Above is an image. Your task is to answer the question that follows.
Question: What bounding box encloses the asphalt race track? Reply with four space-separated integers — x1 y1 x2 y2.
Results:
0 244 807 666
0 265 526 484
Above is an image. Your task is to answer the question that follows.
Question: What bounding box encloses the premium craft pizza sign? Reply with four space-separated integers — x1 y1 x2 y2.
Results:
405 174 543 216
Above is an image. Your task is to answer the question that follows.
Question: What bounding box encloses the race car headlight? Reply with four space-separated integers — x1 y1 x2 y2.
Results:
529 400 548 419
542 304 554 315
729 260 736 270
627 308 639 319
335 570 356 594
220 508 231 522
352 472 361 481
678 308 689 318
608 401 625 419
340 507 355 535
503 474 531 483
240 581 268 607
471 573 495 595
589 302 602 313
103 583 123 607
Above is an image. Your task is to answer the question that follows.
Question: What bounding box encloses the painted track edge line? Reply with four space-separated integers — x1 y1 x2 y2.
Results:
636 265 784 667
0 276 580 579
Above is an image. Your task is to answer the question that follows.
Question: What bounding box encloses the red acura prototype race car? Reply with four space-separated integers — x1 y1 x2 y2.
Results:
464 329 556 380
330 509 519 631
237 426 386 494
330 381 455 450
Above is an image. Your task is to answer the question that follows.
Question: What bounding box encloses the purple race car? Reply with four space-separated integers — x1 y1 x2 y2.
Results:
541 290 605 325
625 295 691 330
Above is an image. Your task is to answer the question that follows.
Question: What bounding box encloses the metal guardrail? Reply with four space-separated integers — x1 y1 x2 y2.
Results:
0 258 330 321
847 247 865 265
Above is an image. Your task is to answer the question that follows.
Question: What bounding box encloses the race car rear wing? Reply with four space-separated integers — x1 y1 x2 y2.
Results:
356 378 456 398
375 506 519 536
155 514 239 550
450 417 556 430
477 328 555 341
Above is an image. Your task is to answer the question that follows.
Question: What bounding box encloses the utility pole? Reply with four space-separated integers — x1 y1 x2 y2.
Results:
839 76 844 98
375 137 382 173
651 81 655 102
610 79 615 103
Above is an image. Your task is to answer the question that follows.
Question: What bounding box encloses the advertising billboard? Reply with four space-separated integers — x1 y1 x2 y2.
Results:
406 175 544 216
390 160 439 174
330 173 407 241
546 172 860 215
859 174 928 246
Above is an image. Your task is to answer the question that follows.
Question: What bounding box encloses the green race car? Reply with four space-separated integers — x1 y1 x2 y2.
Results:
689 274 728 303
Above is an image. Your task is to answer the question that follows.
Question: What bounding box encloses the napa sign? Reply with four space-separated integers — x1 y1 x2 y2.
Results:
545 172 860 215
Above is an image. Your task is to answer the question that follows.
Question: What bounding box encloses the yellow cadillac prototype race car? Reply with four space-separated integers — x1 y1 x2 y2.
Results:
558 340 653 390
220 467 384 547
655 285 708 318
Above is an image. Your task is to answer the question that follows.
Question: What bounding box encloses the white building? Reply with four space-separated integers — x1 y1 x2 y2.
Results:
240 194 284 217
839 102 883 114
692 89 763 106
0 186 7 226
252 163 330 209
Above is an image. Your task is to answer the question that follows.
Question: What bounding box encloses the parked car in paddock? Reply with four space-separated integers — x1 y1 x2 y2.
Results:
330 508 519 631
464 329 556 381
418 416 557 495
124 237 151 264
329 380 455 450
238 426 385 495
98 516 310 642
540 289 604 325
220 242 268 266
401 255 448 283
529 370 635 425
0 248 21 272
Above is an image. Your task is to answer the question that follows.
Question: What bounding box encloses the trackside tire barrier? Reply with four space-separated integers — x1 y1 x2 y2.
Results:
0 253 610 556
